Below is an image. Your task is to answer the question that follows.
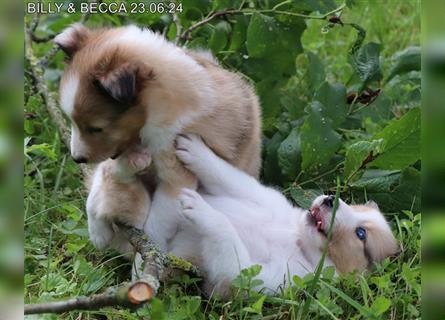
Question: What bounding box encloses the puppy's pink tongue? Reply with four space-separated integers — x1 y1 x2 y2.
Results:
316 221 323 231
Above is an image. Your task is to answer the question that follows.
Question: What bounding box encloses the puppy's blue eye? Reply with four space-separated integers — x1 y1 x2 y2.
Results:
356 227 367 240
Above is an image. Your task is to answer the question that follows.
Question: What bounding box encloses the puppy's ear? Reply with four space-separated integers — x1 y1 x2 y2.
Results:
54 23 91 58
365 200 380 210
95 62 138 105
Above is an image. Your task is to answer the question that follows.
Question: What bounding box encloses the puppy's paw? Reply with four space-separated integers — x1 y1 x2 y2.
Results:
126 149 151 173
179 188 207 223
111 149 151 181
88 218 114 250
175 134 209 168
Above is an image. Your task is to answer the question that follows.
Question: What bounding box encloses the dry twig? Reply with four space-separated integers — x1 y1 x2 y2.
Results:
24 279 154 315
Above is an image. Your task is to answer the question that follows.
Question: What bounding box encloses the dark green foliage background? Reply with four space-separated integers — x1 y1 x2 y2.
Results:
25 1 421 319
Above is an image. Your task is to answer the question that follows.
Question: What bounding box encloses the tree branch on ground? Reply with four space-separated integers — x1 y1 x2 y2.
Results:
24 279 154 315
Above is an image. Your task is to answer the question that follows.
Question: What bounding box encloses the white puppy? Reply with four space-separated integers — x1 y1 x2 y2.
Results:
170 134 398 296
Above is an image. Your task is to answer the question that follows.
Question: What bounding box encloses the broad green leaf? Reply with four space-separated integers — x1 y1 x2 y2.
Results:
351 42 383 86
387 46 421 81
229 15 248 51
372 108 420 169
301 102 341 170
247 13 278 58
212 0 242 10
277 128 301 179
290 187 320 209
351 168 420 212
256 79 285 130
344 139 384 179
350 169 401 192
292 0 337 13
281 83 306 120
208 21 230 54
246 14 304 75
182 0 212 15
314 82 347 126
307 52 326 91
357 92 393 122
370 296 391 316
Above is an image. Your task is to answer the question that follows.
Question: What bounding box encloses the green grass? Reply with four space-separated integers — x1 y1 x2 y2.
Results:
24 1 421 319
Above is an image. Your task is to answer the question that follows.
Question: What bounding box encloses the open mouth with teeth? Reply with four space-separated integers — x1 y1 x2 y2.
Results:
308 205 327 236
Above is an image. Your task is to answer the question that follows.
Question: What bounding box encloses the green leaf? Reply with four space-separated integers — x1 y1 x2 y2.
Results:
277 128 301 179
314 82 347 126
351 42 383 86
370 296 391 316
246 14 304 74
322 266 336 280
249 295 266 314
212 0 242 10
293 275 306 289
247 13 278 58
229 15 248 51
292 0 337 13
344 139 384 179
357 92 393 122
350 169 401 192
242 264 262 277
323 281 374 318
307 52 326 91
256 79 284 129
351 168 420 212
208 21 230 54
290 186 320 209
387 46 421 81
372 108 420 169
150 298 167 320
300 102 341 170
186 296 201 315
26 143 57 160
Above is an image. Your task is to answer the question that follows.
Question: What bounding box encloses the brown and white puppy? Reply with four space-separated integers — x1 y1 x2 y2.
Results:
55 24 262 250
170 134 399 296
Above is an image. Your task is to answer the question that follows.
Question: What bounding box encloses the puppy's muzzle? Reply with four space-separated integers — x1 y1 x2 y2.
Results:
73 156 88 164
322 195 335 207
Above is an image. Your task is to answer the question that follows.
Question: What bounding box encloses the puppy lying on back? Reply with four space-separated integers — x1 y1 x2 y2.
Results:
55 24 262 251
170 134 399 296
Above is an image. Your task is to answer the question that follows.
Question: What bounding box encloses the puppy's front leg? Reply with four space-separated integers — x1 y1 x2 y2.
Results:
144 148 197 251
175 134 266 201
86 151 151 252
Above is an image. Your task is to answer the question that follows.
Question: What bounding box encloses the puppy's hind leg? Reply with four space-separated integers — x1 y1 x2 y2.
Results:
179 188 252 295
175 134 266 201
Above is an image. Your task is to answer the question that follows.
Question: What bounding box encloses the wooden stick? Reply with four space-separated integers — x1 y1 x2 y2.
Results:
24 279 153 315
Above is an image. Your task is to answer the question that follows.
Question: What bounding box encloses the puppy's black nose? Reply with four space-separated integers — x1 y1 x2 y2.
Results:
322 195 335 207
73 156 88 164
